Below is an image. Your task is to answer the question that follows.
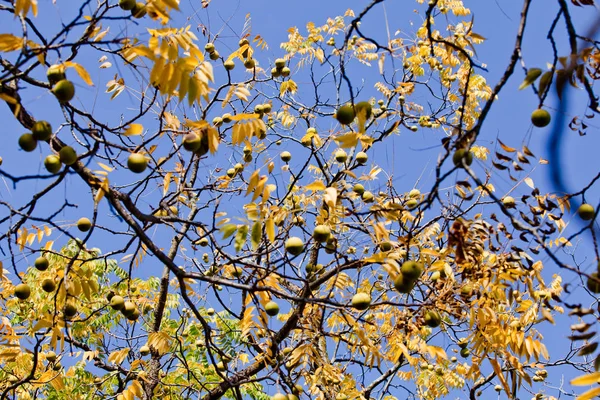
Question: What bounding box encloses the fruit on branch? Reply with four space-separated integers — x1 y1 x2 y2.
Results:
127 153 147 173
131 2 146 18
271 394 288 400
335 149 348 163
182 132 201 152
355 151 368 165
126 308 140 320
51 80 75 103
353 183 365 195
394 273 415 294
401 260 423 280
244 58 256 69
280 67 291 77
280 151 292 162
58 146 78 165
122 301 136 316
119 0 136 10
224 60 235 70
14 283 31 300
226 168 236 178
34 256 49 271
452 149 473 168
502 196 516 208
18 133 37 152
313 225 331 243
44 155 62 174
46 351 57 362
351 292 372 310
77 217 92 232
204 43 215 53
231 266 243 278
110 295 125 310
405 199 418 210
209 51 220 61
355 101 372 120
265 300 280 316
64 303 78 318
587 272 600 293
139 345 150 356
47 64 66 85
285 237 304 256
531 109 551 128
222 113 232 123
216 361 226 372
424 310 442 328
32 121 52 141
335 105 356 125
379 242 393 252
275 58 286 69
262 103 272 113
460 347 470 358
408 189 421 198
578 203 595 220
271 68 281 78
234 163 244 173
197 237 209 247
362 191 374 203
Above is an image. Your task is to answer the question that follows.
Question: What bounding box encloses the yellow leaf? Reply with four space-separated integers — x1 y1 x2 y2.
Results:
0 34 24 52
265 218 275 242
163 172 172 196
576 387 600 400
123 124 143 136
64 61 94 86
97 162 114 172
571 372 600 386
305 180 326 191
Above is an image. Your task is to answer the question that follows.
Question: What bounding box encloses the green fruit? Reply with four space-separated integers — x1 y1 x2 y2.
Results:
44 155 62 174
204 43 215 53
461 283 474 297
285 237 304 256
198 237 209 247
42 278 56 293
19 133 37 152
271 394 288 400
182 132 201 152
405 199 419 210
47 64 66 85
393 273 415 294
458 338 468 348
122 301 136 316
502 196 516 208
131 2 146 18
209 51 220 61
452 149 473 168
224 60 235 70
362 191 374 203
408 189 421 199
430 271 441 281
77 217 92 232
460 347 470 358
59 146 78 165
379 241 392 252
587 272 600 293
578 203 595 221
119 0 136 10
244 58 256 69
222 113 232 123
64 303 78 318
51 79 75 103
280 151 292 162
313 225 331 243
281 67 291 77
351 292 371 310
207 307 215 315
128 153 147 173
355 101 372 119
234 162 244 172
34 256 49 271
139 345 150 356
110 295 125 310
126 308 140 321
353 183 365 195
262 103 272 113
32 121 52 141
335 105 356 125
401 260 423 280
226 168 236 178
531 109 551 127
46 351 57 362
275 58 286 69
14 283 30 300
494 385 502 392
216 361 226 371
424 310 441 328
265 300 279 316
271 68 281 78
355 151 368 164
335 149 348 163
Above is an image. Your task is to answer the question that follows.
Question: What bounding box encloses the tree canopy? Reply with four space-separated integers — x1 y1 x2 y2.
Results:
1 0 600 399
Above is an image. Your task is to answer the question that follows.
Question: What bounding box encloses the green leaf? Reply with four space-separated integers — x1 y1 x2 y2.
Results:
251 221 262 250
221 224 237 239
519 68 542 90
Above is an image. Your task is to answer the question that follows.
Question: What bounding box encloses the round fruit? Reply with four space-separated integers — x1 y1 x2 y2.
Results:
244 58 256 69
222 113 232 123
19 133 37 152
110 295 125 310
198 237 209 247
231 266 243 278
458 338 469 348
353 184 365 195
226 168 236 178
405 199 418 210
355 101 372 120
502 196 516 208
213 117 223 127
209 51 220 61
313 225 331 243
587 272 600 293
32 121 52 141
216 361 226 371
139 345 150 356
394 273 416 294
531 109 551 128
206 307 215 316
47 64 66 85
460 347 471 358
430 271 441 281
285 237 304 256
275 58 286 69
119 0 136 10
64 303 77 318
265 300 280 316
45 351 57 363
122 301 136 316
461 283 473 297
128 153 147 173
77 217 92 232
362 191 374 203
271 394 287 400
424 310 441 327
34 256 49 271
14 283 30 300
271 68 281 78
131 2 146 18
59 146 78 165
126 308 140 321
335 149 348 163
51 79 75 103
409 189 421 199
351 292 371 310
494 385 502 392
182 132 201 152
335 105 356 125
262 103 272 113
578 203 595 221
204 43 215 53
355 151 368 164
280 151 292 163
401 260 424 280
44 155 62 174
234 162 244 172
452 149 473 168
224 60 235 70
281 67 291 77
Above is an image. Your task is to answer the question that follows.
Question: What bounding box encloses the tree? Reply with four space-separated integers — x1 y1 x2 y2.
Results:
0 0 599 399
